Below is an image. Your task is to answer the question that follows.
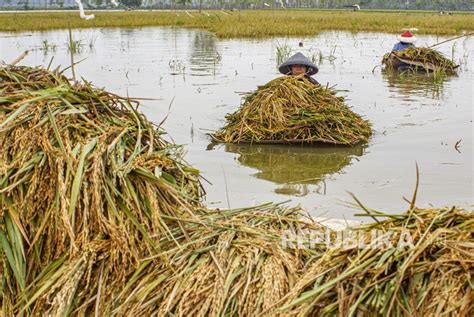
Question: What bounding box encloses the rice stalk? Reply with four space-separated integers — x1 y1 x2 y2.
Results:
0 11 472 37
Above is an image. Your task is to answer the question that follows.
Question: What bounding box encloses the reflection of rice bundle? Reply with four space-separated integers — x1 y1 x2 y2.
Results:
226 144 364 185
382 71 446 99
212 76 372 146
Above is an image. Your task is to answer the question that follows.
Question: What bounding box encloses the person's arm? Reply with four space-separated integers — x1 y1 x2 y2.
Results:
305 76 320 86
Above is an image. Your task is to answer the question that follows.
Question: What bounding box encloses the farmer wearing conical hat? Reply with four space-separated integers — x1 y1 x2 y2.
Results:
278 52 319 85
392 30 417 52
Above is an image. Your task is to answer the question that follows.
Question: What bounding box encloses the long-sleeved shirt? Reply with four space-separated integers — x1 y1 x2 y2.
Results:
305 75 320 86
392 42 414 52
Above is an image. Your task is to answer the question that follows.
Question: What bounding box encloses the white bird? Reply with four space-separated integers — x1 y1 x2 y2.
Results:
110 0 119 6
75 0 95 20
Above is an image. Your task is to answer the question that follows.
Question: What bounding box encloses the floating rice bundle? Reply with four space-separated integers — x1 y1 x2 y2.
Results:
273 205 474 316
211 76 372 146
383 47 459 74
0 65 202 314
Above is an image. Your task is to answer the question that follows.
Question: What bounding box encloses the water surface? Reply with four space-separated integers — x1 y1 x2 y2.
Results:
1 28 472 219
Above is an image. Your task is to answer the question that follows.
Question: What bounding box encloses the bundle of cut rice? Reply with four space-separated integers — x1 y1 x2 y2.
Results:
212 76 371 146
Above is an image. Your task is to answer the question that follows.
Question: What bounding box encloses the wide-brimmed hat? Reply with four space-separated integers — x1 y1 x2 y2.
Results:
398 31 417 44
278 52 319 76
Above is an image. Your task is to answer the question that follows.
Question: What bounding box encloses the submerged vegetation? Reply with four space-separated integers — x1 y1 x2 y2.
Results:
275 43 293 65
212 76 372 145
0 10 473 37
41 40 57 53
0 65 472 315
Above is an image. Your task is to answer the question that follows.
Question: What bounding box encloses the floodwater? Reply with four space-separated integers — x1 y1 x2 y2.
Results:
1 28 472 219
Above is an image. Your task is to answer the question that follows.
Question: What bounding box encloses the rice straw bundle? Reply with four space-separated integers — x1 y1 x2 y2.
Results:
212 76 372 146
383 47 459 74
0 65 202 314
272 206 474 316
111 203 324 316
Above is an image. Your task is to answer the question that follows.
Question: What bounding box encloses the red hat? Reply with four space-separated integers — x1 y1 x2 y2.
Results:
398 31 417 44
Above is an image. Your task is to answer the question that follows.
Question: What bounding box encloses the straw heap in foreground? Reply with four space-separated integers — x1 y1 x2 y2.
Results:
0 65 319 315
148 203 473 316
274 205 474 316
1 65 472 316
0 65 203 314
211 76 372 146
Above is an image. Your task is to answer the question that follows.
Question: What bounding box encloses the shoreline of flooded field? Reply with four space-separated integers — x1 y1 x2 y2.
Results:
1 28 472 219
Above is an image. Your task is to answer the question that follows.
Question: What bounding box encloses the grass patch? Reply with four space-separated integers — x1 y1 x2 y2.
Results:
0 10 473 37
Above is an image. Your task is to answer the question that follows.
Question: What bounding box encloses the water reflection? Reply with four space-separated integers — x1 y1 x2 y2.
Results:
224 144 365 197
382 70 452 100
188 32 221 77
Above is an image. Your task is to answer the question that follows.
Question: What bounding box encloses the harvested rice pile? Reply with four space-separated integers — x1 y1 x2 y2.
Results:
212 76 372 146
0 65 203 314
121 203 323 316
272 206 474 316
384 47 459 73
0 65 319 315
395 47 458 69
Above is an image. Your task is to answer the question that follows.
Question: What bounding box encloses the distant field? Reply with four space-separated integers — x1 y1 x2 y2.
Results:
0 10 472 37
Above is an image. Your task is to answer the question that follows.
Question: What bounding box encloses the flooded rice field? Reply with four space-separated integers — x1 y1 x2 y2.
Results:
1 28 472 219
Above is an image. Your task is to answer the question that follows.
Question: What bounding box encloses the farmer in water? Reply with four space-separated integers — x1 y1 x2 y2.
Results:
278 52 319 85
392 30 417 52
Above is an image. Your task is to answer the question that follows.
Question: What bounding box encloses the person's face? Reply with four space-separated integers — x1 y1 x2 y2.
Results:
291 65 308 76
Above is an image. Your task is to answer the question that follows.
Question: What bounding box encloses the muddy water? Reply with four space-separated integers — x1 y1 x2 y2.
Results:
1 28 472 219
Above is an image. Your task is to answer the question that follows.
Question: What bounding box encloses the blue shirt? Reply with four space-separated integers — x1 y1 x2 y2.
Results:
392 42 414 52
